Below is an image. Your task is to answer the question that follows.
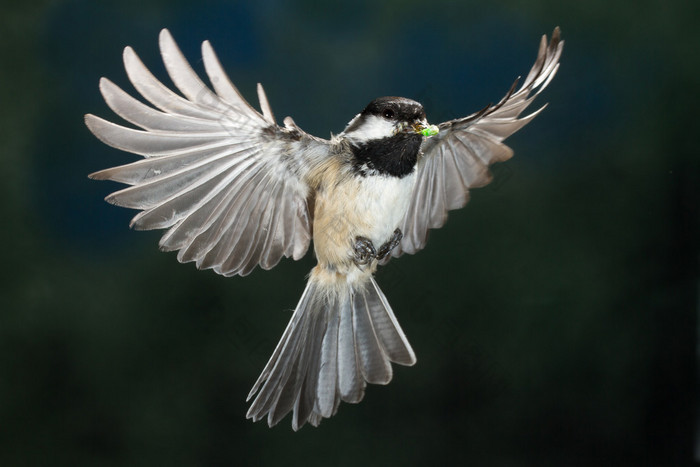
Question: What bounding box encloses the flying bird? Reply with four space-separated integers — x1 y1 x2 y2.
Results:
86 27 563 430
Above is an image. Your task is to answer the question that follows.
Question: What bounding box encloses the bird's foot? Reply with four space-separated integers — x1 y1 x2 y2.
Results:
377 228 403 261
353 236 377 266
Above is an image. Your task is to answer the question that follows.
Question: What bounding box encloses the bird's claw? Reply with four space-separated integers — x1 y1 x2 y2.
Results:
353 236 377 266
377 228 403 260
353 229 403 266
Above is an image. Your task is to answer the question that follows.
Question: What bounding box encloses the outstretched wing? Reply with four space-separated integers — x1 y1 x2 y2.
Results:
390 27 563 258
87 29 328 277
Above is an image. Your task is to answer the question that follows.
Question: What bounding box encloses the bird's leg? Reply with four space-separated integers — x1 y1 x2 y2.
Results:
353 236 377 266
377 228 403 260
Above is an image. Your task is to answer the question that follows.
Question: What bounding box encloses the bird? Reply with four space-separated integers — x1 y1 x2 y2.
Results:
86 27 563 430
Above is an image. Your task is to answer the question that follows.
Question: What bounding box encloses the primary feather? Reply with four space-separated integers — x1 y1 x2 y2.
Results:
86 29 326 277
390 27 564 258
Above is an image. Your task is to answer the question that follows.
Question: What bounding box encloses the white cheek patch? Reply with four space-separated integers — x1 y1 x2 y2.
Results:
344 115 397 144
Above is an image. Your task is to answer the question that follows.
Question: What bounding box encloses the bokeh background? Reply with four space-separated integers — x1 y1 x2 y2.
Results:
2 0 697 465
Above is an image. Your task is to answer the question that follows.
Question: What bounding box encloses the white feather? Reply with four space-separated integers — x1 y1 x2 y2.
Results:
343 115 397 144
352 173 416 248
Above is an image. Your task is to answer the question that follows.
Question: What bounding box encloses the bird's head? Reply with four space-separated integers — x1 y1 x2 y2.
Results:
341 97 438 177
342 97 437 144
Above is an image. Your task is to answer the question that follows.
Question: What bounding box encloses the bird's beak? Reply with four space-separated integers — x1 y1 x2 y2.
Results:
411 120 439 137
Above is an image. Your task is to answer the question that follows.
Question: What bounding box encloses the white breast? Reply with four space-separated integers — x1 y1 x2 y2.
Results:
351 172 416 247
311 165 417 270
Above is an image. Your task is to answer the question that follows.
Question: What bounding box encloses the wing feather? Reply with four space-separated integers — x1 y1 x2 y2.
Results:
220 173 278 275
105 146 258 210
258 182 288 270
201 40 256 113
159 158 262 253
195 169 269 275
87 29 328 276
85 115 231 157
389 27 563 259
91 142 251 186
129 161 248 230
123 46 216 120
158 29 226 108
99 78 225 133
440 146 469 210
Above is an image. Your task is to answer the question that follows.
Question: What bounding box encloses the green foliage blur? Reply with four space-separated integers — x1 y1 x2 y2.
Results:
1 0 697 465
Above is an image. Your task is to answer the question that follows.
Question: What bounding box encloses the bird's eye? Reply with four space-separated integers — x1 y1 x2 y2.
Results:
383 109 395 119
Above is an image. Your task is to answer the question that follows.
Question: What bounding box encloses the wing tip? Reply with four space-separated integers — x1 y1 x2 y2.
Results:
543 26 562 46
87 168 108 180
159 28 173 44
549 26 564 57
84 113 105 140
122 44 136 61
84 113 123 149
85 115 112 181
201 39 213 59
103 193 125 207
256 83 276 124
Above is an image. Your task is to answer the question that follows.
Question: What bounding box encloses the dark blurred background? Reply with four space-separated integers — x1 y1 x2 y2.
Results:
2 0 697 465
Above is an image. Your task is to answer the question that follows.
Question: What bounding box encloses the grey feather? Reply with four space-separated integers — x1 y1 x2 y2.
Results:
158 29 223 108
389 27 564 259
316 308 340 418
337 295 364 403
99 78 225 133
89 141 245 184
87 28 328 277
366 278 417 365
292 310 326 430
353 287 392 384
159 160 263 254
85 115 230 157
256 83 276 124
123 46 215 120
246 274 415 429
201 40 256 114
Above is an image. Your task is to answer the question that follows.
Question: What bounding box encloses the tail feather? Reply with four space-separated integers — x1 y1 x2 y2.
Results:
267 310 314 426
292 308 325 427
246 271 416 430
367 278 417 365
245 281 313 401
246 285 314 422
353 291 392 384
337 295 364 403
316 308 339 417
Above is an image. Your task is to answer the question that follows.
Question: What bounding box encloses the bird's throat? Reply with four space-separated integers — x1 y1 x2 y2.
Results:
350 133 422 178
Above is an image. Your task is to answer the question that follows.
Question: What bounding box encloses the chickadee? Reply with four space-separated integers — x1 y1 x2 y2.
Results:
86 27 563 430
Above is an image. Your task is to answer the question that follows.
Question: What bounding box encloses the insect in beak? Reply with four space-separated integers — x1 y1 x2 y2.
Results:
413 121 439 137
396 121 439 137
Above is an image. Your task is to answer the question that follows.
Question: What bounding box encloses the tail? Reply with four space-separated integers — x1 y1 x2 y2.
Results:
246 268 416 430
